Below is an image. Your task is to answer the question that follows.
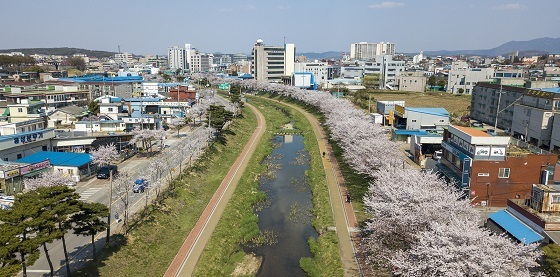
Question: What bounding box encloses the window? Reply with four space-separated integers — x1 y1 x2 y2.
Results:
552 195 560 203
108 108 114 112
16 154 22 159
498 168 510 178
412 120 417 122
18 108 23 113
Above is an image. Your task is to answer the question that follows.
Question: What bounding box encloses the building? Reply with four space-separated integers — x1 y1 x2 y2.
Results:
114 52 133 66
0 128 55 161
393 107 449 130
251 39 295 82
294 62 328 86
512 87 560 150
190 49 211 73
395 71 427 92
47 105 87 127
470 83 525 131
168 46 188 71
447 61 494 94
15 151 94 181
349 42 395 60
436 125 557 207
365 55 405 89
487 182 560 245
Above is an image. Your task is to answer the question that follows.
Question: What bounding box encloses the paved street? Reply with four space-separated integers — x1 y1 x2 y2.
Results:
21 124 207 277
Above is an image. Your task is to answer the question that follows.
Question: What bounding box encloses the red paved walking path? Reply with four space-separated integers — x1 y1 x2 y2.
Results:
164 103 265 277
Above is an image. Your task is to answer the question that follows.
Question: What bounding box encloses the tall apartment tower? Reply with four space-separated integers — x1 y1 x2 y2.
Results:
168 46 187 71
350 42 395 60
251 39 295 82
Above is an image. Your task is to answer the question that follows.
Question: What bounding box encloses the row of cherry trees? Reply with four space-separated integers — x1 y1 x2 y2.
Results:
209 77 541 275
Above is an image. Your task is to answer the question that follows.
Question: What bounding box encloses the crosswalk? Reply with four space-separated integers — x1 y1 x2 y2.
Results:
79 187 103 201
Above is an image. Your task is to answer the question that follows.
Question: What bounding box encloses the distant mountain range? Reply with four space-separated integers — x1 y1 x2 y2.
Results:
0 47 117 58
298 37 560 60
421 37 560 57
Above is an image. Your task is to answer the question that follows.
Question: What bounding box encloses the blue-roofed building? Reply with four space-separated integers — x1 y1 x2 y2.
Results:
391 104 449 143
485 183 560 245
15 151 94 180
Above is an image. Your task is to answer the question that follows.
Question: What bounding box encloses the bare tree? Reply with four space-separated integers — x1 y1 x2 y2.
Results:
112 172 132 233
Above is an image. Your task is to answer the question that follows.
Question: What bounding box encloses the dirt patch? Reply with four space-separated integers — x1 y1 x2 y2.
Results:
232 253 262 276
370 91 471 116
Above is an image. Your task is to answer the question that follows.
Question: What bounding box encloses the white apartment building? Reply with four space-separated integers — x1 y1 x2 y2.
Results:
114 52 133 66
190 49 211 73
168 46 188 71
251 39 295 82
363 55 405 89
447 61 494 94
350 42 395 60
294 62 329 85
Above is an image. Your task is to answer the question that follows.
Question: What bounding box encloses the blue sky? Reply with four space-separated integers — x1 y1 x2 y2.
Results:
1 0 558 55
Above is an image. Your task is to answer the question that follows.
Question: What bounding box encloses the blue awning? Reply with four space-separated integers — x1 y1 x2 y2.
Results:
489 210 544 244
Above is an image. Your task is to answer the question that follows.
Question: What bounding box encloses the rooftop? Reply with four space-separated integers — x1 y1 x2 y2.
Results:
15 151 92 167
452 125 491 137
406 107 449 116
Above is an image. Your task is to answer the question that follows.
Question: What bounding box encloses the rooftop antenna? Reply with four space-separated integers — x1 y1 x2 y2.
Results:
118 45 121 54
283 36 286 45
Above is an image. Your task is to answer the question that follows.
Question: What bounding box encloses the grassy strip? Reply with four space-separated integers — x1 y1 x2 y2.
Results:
75 107 258 277
194 96 342 276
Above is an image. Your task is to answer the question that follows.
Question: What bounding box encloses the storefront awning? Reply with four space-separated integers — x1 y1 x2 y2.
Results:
489 210 544 244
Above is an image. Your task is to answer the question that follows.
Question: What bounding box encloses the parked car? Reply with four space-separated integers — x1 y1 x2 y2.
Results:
96 165 118 179
133 178 148 193
471 121 484 128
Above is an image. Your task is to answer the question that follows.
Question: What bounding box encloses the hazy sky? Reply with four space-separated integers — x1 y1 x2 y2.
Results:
1 0 559 55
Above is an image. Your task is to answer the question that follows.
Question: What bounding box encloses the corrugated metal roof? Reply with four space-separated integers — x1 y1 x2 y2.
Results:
15 151 92 167
394 130 428 136
489 210 543 244
406 107 449 116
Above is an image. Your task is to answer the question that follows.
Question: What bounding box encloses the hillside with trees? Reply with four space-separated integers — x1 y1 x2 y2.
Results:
0 48 117 58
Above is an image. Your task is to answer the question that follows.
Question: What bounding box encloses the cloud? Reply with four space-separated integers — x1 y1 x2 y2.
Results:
494 3 523 10
368 2 404 9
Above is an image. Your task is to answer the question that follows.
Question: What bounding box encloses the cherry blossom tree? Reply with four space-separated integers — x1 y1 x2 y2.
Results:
23 170 73 192
167 117 186 136
129 128 166 156
90 143 119 167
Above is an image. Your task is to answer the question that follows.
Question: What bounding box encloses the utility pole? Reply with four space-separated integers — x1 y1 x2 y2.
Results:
493 84 503 134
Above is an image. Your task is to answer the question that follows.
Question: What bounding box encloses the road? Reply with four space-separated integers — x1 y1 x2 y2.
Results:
22 125 209 277
164 102 265 277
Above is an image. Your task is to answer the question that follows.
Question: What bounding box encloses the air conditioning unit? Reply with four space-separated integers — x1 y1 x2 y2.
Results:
72 175 80 182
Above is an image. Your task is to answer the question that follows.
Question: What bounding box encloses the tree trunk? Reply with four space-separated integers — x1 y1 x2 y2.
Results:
43 242 54 276
60 225 71 277
20 252 27 277
91 234 97 260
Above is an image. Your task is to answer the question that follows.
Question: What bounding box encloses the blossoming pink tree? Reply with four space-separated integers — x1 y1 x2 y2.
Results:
23 171 73 192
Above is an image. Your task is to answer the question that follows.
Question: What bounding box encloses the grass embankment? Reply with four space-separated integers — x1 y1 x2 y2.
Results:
195 96 342 276
75 107 258 277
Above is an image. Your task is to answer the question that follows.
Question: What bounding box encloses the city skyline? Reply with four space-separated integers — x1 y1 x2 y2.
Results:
1 0 559 55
